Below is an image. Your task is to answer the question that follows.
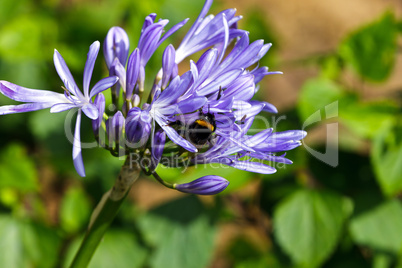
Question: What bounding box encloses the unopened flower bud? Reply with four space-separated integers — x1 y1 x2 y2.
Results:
106 111 125 144
125 108 151 146
103 26 130 70
92 93 105 136
174 175 229 195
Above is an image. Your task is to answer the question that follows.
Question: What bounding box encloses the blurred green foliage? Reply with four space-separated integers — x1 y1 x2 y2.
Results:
0 0 401 267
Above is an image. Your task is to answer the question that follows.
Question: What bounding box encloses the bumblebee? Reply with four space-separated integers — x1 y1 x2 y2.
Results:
168 111 217 147
169 87 223 147
187 112 216 146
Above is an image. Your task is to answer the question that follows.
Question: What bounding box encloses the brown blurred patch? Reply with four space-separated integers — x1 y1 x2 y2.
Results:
220 0 402 111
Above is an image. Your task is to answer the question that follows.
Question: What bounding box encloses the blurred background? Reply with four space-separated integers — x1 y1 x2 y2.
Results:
0 0 401 267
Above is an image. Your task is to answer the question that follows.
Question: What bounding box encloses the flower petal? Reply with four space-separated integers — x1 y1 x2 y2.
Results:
90 76 119 99
103 26 130 69
82 103 99 120
157 18 189 47
73 110 86 177
178 0 213 54
92 93 105 135
126 48 140 99
0 103 54 115
83 41 100 98
155 116 197 152
231 160 276 174
54 49 82 98
162 45 177 89
0 81 68 103
176 97 207 114
50 103 77 113
152 129 166 164
174 175 229 195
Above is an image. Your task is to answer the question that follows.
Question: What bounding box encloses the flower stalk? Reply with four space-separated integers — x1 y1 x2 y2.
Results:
69 157 140 268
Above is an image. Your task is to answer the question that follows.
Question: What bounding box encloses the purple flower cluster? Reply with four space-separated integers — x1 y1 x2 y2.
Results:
0 0 306 195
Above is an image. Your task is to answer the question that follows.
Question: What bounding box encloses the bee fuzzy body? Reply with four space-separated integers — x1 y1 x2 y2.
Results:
187 112 216 146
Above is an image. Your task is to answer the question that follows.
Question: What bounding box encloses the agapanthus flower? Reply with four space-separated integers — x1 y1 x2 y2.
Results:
97 0 306 194
0 0 306 196
0 41 119 177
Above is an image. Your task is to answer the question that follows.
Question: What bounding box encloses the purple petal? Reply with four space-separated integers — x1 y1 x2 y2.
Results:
103 26 130 69
162 45 177 89
0 103 55 115
216 130 255 152
111 58 126 93
244 128 274 147
50 103 77 113
83 41 100 98
156 116 197 152
157 18 189 47
179 0 213 51
73 110 85 177
250 152 293 164
142 14 157 31
234 102 265 119
92 93 105 135
197 68 242 96
90 76 119 99
222 74 255 101
152 129 166 164
0 81 68 103
53 49 82 98
249 100 278 114
81 103 99 120
216 14 229 64
156 72 192 105
256 140 303 153
174 175 229 195
126 49 140 100
195 48 218 86
232 161 276 174
138 23 165 65
106 111 125 142
176 97 207 114
125 108 151 144
268 130 308 141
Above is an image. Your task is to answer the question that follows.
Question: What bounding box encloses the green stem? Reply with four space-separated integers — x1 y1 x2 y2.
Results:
69 157 140 268
152 171 175 189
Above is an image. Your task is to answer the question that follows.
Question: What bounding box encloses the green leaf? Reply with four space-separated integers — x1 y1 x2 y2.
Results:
0 215 61 268
349 200 402 254
64 230 148 268
60 187 92 234
339 99 398 140
371 121 402 196
137 196 217 268
0 143 38 192
297 78 344 123
339 12 397 82
273 189 353 267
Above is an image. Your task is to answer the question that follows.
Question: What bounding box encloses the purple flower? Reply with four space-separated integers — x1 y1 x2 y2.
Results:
175 0 245 63
103 27 130 98
125 107 151 146
106 111 125 145
174 175 229 195
103 26 130 70
0 41 119 177
147 72 207 153
105 14 188 98
1 0 306 193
